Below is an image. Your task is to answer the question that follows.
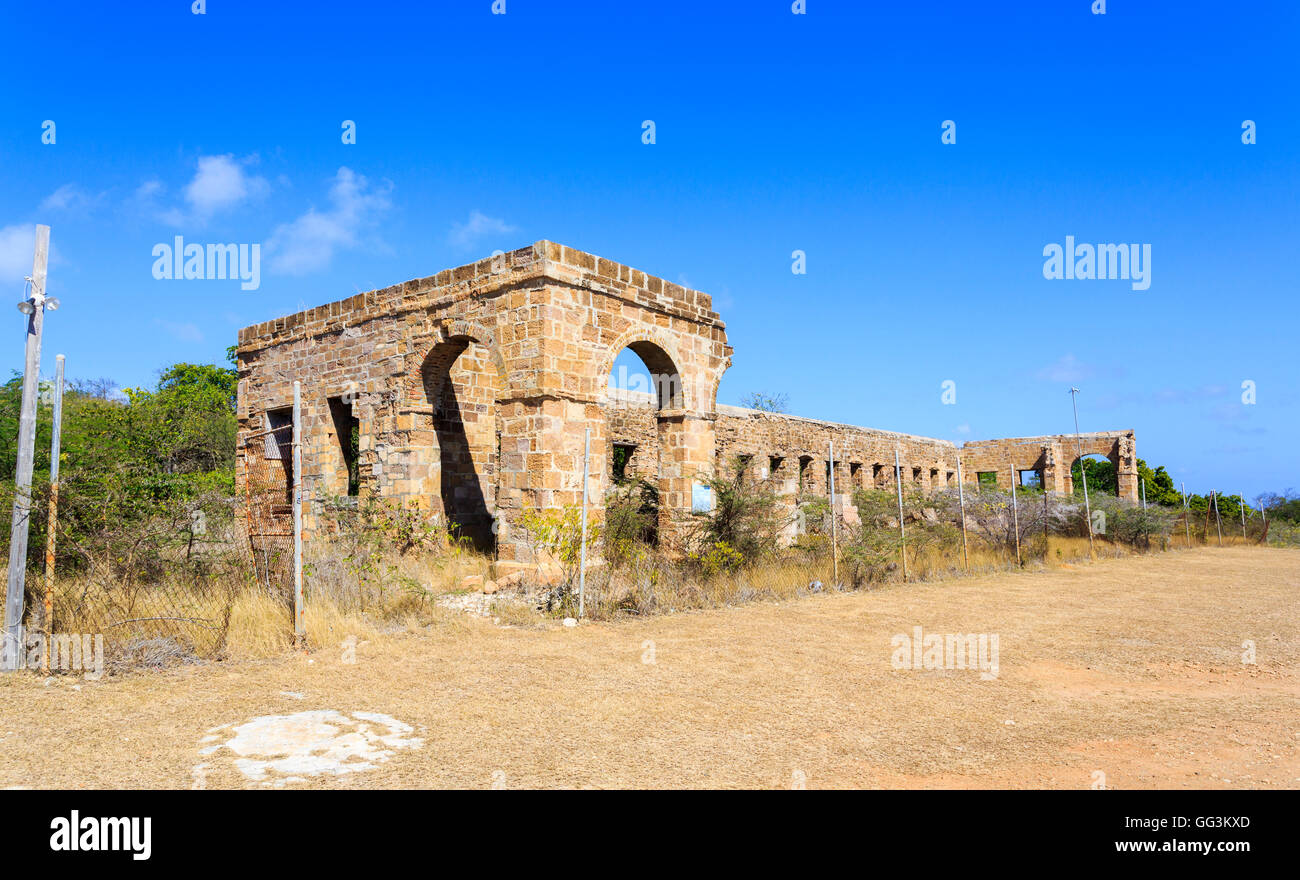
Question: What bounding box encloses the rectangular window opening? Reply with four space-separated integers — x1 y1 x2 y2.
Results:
612 442 636 483
328 396 360 496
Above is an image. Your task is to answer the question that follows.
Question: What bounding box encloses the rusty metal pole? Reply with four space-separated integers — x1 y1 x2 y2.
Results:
1182 482 1191 547
1008 458 1021 566
956 456 969 571
41 354 65 673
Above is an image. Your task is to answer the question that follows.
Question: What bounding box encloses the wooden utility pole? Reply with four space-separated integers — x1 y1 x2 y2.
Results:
41 354 65 673
4 225 51 671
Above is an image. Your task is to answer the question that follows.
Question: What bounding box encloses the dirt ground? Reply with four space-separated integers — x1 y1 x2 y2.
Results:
1 547 1296 789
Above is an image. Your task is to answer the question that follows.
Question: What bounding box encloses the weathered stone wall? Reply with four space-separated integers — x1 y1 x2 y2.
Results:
237 241 1138 564
237 241 731 562
959 431 1138 501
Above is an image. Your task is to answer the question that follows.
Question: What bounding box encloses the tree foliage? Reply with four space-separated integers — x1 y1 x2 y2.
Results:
0 359 238 571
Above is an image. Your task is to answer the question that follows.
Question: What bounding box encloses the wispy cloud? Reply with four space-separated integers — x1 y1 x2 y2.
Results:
0 224 37 281
38 184 104 217
266 167 393 275
154 318 204 343
448 210 516 250
156 154 270 226
1036 353 1093 384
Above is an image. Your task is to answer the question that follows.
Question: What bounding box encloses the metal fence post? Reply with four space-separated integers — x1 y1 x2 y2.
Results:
293 381 304 645
894 448 907 581
956 456 969 571
1009 457 1020 566
829 440 838 586
579 426 589 619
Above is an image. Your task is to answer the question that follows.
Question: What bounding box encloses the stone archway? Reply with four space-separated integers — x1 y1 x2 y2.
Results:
599 330 714 545
1066 452 1119 498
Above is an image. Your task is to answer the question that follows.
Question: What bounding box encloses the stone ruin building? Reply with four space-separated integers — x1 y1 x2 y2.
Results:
235 241 1138 565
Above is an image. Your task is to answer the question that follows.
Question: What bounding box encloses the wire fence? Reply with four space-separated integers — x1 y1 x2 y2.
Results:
243 423 296 606
17 488 253 672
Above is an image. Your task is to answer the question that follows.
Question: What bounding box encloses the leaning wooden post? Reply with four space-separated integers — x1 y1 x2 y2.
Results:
1008 458 1021 566
1182 482 1191 547
292 381 304 646
1240 491 1247 540
1211 491 1223 547
578 426 590 619
41 354 65 673
894 448 907 581
956 456 969 571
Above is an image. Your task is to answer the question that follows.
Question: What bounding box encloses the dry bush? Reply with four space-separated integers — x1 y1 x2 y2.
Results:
308 496 492 618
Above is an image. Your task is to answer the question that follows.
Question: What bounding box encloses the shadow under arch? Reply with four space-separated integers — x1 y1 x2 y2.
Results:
420 334 501 553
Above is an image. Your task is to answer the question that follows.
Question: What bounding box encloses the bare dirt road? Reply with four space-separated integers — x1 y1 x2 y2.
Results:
1 547 1296 789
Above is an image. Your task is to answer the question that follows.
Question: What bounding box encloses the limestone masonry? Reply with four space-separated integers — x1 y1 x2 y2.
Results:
236 241 1137 562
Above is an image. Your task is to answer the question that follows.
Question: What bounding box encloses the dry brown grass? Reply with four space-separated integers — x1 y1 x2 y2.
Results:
0 546 1295 789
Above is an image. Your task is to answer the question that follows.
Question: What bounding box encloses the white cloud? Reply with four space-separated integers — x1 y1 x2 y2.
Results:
266 167 392 275
0 224 38 282
156 155 269 226
954 423 972 435
187 155 267 215
448 210 516 250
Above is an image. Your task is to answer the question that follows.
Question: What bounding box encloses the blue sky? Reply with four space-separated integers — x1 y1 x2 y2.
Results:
1 0 1296 499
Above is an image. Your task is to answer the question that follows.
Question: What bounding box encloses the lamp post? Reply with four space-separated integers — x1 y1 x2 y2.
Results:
1069 387 1095 559
4 225 58 671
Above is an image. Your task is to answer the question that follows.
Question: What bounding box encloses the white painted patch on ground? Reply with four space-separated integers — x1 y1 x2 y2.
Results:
197 711 421 787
